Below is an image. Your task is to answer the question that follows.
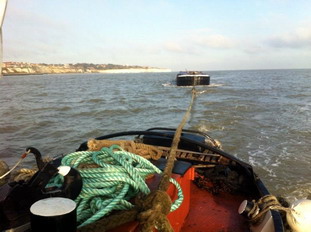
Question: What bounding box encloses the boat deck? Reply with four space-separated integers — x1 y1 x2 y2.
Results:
109 165 250 232
182 182 249 232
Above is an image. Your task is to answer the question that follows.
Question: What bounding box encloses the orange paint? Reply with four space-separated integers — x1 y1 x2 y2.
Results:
109 167 249 232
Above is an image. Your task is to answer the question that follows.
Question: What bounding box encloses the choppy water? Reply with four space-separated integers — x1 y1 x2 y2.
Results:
0 69 310 202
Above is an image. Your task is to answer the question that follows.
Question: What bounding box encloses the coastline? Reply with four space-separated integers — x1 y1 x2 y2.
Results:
97 68 171 73
2 62 171 76
2 68 172 76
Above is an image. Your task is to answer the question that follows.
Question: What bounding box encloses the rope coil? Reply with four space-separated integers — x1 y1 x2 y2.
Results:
57 145 183 228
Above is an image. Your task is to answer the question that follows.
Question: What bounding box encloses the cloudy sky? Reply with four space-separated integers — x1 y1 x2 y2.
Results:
3 0 311 71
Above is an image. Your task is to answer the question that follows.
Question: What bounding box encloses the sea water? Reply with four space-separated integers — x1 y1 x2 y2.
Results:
0 69 310 202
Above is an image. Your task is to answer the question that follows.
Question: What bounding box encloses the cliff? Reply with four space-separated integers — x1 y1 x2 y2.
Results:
2 62 171 75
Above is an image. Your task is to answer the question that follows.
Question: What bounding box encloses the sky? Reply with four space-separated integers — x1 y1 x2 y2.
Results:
3 0 311 71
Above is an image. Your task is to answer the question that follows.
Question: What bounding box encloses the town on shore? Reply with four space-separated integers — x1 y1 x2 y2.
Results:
2 62 171 75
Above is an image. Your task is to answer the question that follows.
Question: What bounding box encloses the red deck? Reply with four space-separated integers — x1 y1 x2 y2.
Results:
109 167 249 232
182 182 249 232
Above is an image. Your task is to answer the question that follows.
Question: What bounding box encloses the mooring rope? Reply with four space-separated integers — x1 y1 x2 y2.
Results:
58 145 183 228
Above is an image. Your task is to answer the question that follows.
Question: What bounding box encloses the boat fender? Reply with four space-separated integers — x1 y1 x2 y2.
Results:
286 199 311 232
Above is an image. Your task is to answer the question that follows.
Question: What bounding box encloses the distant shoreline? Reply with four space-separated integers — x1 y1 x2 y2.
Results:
97 68 171 73
3 73 44 76
2 62 172 76
2 68 172 76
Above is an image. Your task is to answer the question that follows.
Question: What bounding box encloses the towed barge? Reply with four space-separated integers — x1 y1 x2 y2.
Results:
176 71 210 86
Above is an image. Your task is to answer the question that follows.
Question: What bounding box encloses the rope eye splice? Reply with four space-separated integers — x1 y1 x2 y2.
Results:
59 145 184 229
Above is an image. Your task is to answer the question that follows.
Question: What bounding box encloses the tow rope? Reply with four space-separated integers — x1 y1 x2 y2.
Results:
159 87 196 191
137 87 197 232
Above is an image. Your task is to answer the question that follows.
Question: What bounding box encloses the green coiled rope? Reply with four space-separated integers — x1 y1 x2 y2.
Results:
58 145 183 228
